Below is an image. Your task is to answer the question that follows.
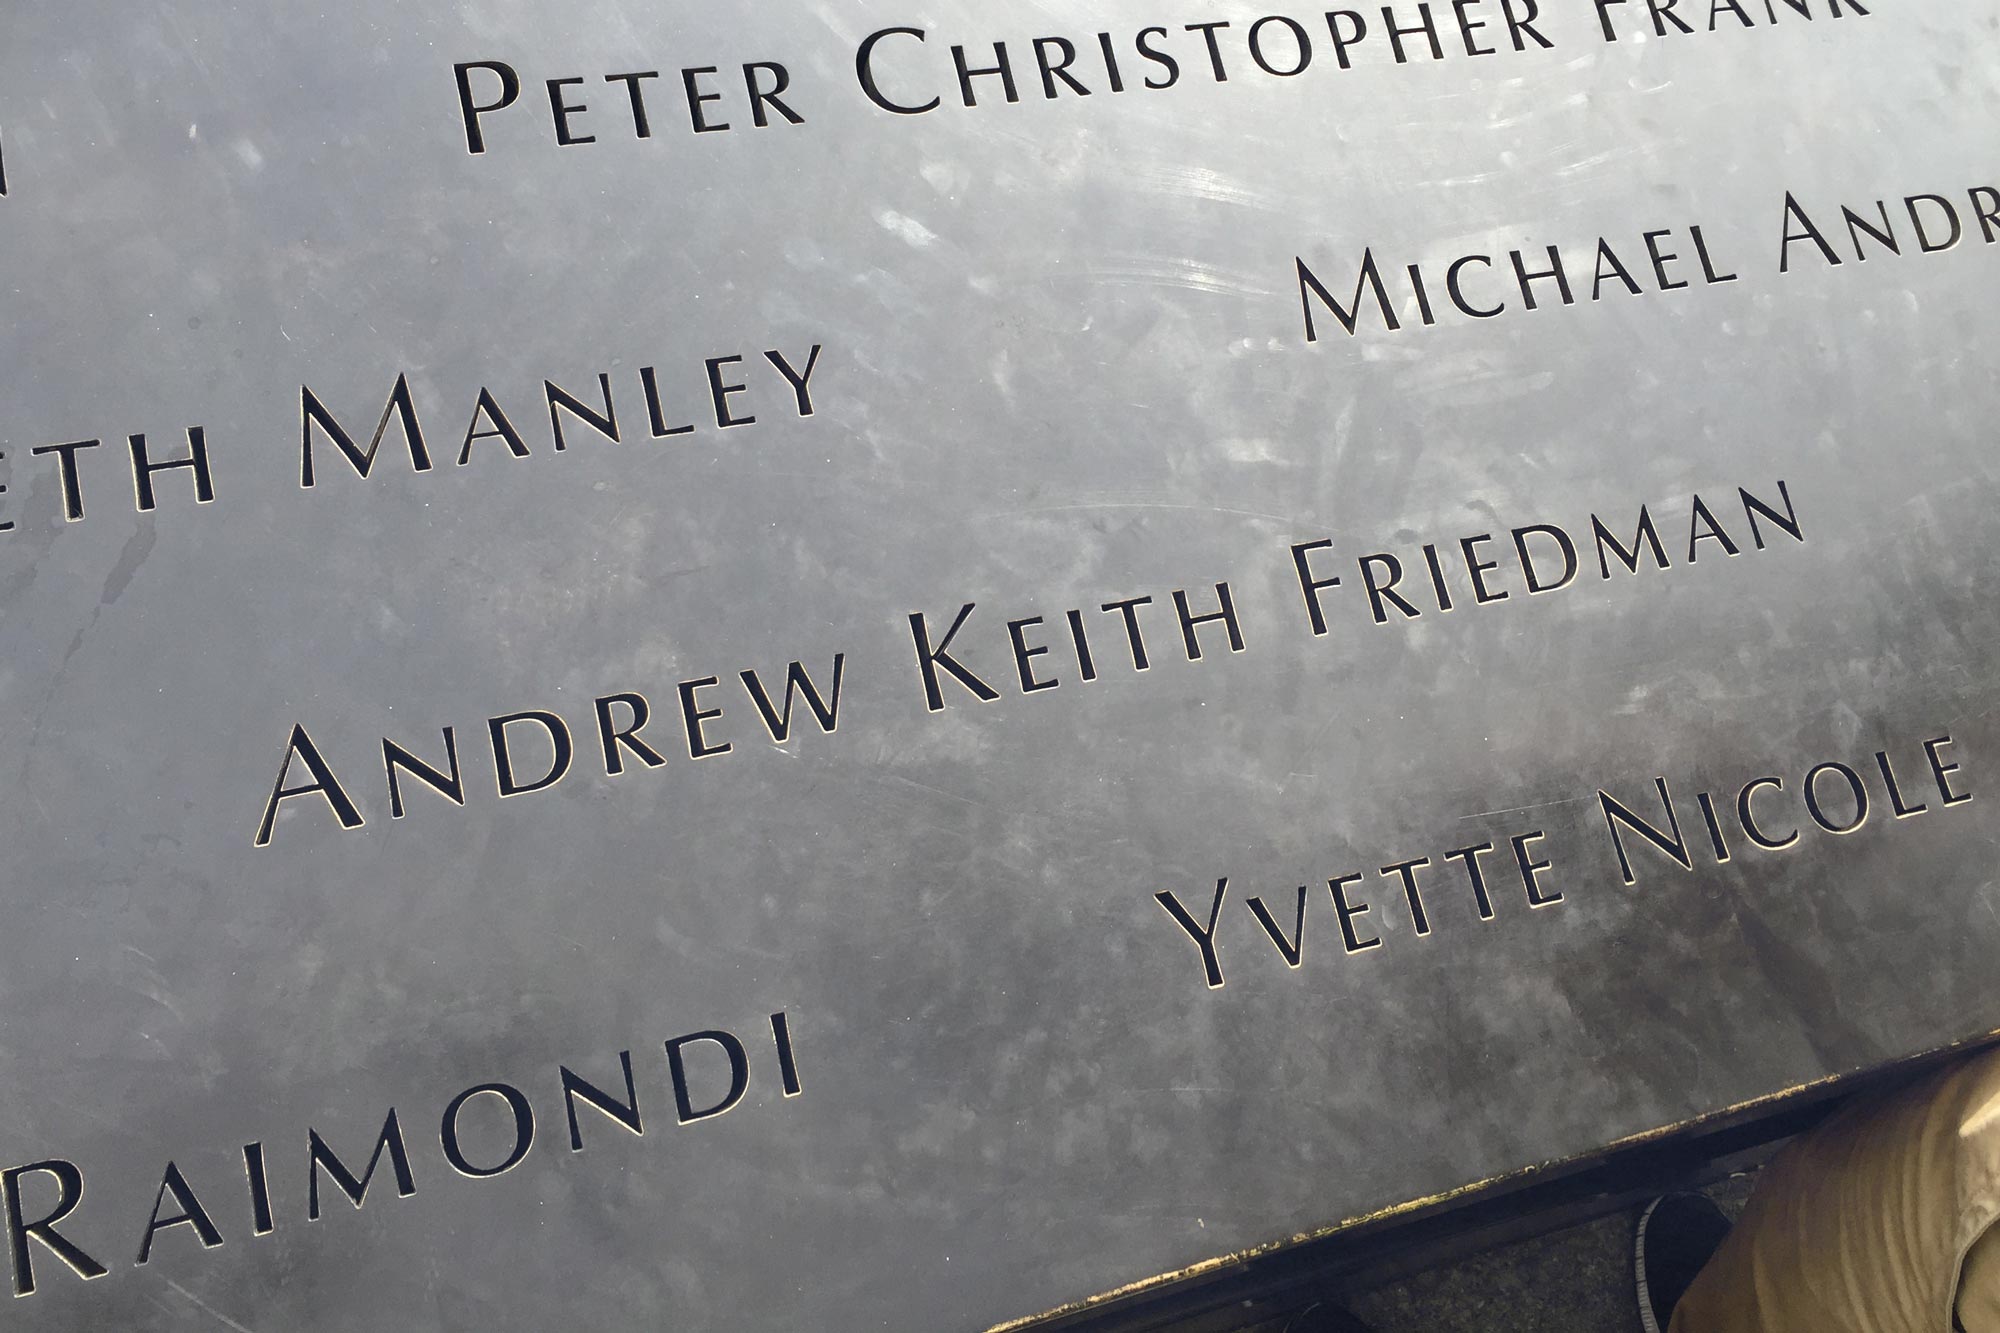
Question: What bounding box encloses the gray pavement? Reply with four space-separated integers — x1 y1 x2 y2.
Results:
1321 1173 1758 1333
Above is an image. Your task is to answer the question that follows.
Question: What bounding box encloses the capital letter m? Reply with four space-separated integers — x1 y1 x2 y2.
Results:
301 373 433 487
308 1110 417 1218
1298 250 1401 342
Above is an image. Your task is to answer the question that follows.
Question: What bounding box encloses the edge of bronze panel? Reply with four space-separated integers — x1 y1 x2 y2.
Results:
985 1025 2000 1333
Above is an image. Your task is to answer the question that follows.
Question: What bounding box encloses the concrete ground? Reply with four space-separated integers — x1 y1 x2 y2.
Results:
1323 1172 1760 1333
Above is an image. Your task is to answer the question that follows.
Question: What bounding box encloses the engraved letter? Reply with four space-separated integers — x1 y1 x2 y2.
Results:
665 1032 750 1124
307 1112 416 1219
255 723 364 847
2 1160 106 1297
455 61 521 154
1157 878 1229 988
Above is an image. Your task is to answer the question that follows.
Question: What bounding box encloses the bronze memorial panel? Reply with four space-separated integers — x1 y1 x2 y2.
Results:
0 0 1995 1327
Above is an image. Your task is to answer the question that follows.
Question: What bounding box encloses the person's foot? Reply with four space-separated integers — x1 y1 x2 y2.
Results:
1635 1192 1733 1333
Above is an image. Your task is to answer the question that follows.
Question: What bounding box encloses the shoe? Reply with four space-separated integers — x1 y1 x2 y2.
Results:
1635 1192 1733 1333
1286 1302 1376 1333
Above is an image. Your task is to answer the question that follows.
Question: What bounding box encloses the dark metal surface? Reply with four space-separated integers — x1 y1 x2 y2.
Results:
0 2 1995 1329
